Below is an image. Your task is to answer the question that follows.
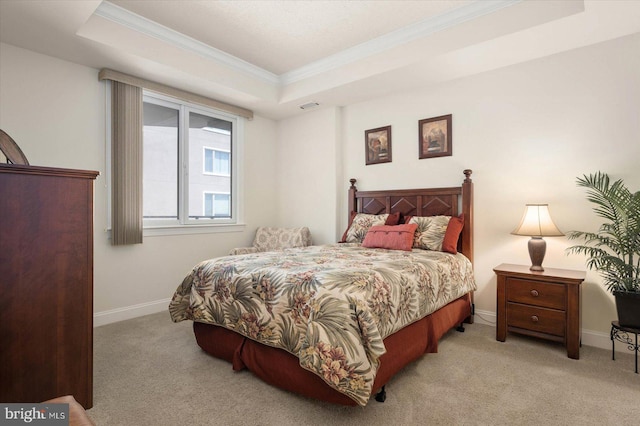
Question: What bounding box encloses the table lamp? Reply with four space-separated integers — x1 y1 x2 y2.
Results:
511 204 564 272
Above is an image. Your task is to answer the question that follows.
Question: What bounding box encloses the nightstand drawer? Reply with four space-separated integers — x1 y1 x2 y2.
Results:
506 277 565 310
507 303 566 337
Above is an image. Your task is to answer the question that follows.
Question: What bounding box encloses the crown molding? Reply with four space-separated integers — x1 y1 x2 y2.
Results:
94 1 280 85
280 0 523 85
95 0 521 88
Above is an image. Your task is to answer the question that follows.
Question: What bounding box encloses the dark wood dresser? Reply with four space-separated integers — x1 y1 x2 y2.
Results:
0 164 98 408
494 263 585 359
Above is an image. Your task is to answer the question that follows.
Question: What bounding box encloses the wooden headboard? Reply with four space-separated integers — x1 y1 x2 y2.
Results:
347 169 474 263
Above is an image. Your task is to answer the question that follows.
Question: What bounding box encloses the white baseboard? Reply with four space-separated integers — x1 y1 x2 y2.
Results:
93 302 625 354
472 308 497 326
94 298 171 327
581 329 616 352
472 308 623 353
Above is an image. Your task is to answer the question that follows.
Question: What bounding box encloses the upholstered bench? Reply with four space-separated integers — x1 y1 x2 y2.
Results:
229 227 312 255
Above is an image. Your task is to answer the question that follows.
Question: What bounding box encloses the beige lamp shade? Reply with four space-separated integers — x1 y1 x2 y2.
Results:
512 204 563 272
511 204 564 237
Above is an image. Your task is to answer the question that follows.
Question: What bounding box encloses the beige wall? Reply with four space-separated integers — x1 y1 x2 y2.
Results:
0 43 279 322
341 34 638 335
276 107 342 244
276 34 640 338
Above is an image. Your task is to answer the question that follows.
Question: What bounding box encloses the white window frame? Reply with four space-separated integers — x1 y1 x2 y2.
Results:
203 147 231 177
106 84 245 237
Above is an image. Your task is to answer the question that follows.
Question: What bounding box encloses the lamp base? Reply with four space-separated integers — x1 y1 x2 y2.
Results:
528 237 547 272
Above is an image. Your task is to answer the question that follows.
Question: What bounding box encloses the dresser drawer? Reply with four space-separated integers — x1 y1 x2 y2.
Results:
506 277 566 310
507 302 566 337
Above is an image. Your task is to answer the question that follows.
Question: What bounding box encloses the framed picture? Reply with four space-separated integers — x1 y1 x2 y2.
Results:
419 114 452 159
365 125 392 165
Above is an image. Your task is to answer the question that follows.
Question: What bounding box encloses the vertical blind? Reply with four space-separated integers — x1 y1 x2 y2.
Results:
110 81 143 245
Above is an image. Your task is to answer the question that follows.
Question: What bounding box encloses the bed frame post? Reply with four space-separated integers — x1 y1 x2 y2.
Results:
348 178 358 226
461 169 474 265
462 169 475 324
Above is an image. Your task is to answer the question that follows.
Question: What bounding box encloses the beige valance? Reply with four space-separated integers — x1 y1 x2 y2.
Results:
99 68 253 120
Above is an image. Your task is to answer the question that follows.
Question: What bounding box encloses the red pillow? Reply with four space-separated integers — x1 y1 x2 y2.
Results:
442 214 464 254
362 224 418 251
340 211 401 242
385 212 401 226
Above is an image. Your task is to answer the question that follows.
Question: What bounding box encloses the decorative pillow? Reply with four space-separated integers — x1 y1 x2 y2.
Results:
406 215 452 251
362 224 418 251
343 213 389 243
385 212 401 226
441 214 465 254
340 212 401 243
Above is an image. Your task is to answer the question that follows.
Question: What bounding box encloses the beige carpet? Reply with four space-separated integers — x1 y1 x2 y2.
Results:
88 312 640 425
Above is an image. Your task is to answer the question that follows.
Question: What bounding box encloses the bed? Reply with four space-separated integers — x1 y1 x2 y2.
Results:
169 169 476 406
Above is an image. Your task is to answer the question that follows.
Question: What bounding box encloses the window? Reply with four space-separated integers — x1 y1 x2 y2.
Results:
203 193 230 217
204 148 230 176
142 92 242 228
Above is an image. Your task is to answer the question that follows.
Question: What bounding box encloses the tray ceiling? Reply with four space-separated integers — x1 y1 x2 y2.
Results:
1 1 639 119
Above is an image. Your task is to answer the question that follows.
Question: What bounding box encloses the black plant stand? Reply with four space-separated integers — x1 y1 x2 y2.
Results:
610 321 640 373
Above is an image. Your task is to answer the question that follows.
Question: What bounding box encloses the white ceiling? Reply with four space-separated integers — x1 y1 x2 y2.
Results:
111 0 474 75
1 1 639 119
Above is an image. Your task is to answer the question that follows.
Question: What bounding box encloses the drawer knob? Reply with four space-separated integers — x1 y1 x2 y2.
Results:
530 289 539 297
531 315 539 322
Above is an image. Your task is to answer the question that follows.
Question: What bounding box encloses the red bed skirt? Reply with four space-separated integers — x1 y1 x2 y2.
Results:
193 293 472 406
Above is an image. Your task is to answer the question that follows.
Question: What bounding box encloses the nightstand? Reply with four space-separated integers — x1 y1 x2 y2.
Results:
494 263 586 359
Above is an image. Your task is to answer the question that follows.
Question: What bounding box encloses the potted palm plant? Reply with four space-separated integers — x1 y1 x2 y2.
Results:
566 171 640 328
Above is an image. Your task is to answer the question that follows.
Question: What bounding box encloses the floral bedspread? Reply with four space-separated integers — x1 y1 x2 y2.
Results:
169 244 476 406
